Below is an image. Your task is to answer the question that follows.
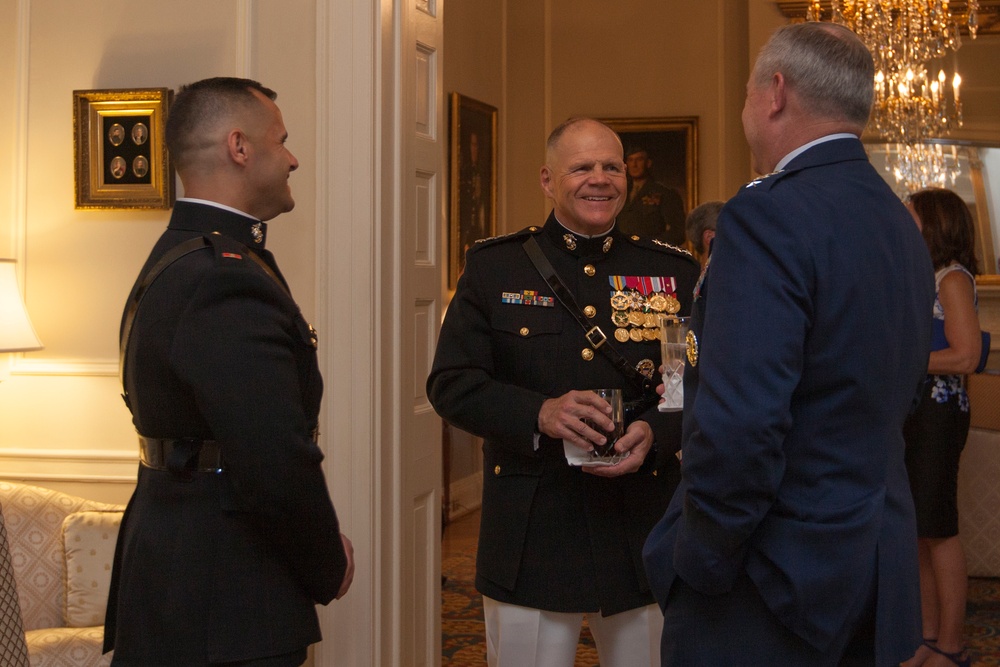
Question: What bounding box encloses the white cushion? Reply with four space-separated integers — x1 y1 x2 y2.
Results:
61 512 121 628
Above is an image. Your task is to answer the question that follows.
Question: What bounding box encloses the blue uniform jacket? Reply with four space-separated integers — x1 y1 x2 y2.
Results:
642 138 934 664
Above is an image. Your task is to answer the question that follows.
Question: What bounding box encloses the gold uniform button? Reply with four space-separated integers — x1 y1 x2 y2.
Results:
584 264 596 277
519 327 530 337
631 235 640 241
653 469 659 477
583 305 596 318
494 465 501 475
581 348 595 361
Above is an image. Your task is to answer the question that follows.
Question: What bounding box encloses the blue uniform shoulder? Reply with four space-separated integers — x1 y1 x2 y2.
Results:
467 225 543 254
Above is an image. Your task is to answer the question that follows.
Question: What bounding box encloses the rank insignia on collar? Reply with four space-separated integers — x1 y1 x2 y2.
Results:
602 236 613 253
251 222 264 244
563 234 577 250
501 290 555 307
744 169 784 189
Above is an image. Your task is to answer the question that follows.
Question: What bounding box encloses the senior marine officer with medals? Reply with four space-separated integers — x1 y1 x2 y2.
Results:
427 117 700 666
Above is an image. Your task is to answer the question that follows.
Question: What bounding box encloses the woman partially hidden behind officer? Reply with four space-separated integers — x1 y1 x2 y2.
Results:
902 188 987 667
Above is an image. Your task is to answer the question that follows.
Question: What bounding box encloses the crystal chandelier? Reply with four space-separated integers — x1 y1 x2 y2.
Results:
883 142 963 192
805 1 979 190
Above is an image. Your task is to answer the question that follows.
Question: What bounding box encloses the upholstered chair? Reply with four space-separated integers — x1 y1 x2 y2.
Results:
0 481 124 667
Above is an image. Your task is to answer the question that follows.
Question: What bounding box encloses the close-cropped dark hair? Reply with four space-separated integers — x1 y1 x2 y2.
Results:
908 187 980 274
165 77 277 170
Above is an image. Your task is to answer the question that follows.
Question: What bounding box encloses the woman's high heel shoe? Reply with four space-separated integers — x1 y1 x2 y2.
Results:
924 642 971 667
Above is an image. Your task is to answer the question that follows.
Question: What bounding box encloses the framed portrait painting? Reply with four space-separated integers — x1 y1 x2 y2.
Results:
600 115 699 217
73 88 174 209
448 93 498 289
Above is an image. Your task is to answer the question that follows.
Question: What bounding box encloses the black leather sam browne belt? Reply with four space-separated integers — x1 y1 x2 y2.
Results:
139 436 223 474
121 234 293 477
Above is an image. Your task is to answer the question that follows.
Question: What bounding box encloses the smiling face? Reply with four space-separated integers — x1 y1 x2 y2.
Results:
244 89 299 221
540 120 626 235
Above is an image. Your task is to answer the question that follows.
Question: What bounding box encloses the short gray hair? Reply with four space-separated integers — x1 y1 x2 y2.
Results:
685 201 724 254
752 22 874 127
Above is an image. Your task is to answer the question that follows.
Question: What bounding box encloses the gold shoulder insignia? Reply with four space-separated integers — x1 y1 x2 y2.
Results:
651 239 694 256
474 233 514 244
473 226 541 247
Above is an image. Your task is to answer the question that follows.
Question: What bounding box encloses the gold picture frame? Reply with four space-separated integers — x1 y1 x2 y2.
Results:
448 93 498 289
73 88 174 209
600 116 699 213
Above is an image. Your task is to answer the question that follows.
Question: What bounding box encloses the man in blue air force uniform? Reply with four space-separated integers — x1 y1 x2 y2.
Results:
428 117 699 665
642 23 934 666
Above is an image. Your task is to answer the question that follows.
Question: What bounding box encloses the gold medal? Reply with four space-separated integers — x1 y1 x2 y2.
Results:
686 330 699 366
614 328 631 343
665 295 681 314
642 328 658 341
628 311 646 327
612 311 630 327
629 328 644 343
610 291 629 310
648 294 668 312
636 359 656 378
644 313 659 328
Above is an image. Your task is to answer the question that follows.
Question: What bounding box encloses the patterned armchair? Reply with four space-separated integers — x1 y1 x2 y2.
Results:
0 481 124 667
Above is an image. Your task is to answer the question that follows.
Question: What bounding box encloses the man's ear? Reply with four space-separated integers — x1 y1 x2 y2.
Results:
540 165 554 199
770 72 788 117
227 129 250 166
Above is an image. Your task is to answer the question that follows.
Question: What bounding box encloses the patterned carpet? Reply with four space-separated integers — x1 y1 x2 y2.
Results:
441 547 599 666
442 511 1000 665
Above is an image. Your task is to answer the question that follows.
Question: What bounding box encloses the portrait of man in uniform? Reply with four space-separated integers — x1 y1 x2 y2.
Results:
601 117 698 249
449 93 497 288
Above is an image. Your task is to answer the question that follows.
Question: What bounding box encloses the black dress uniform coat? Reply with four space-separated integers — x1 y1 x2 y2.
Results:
427 213 700 615
104 201 347 665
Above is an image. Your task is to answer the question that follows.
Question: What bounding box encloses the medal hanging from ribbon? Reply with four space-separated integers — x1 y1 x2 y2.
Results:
608 276 680 343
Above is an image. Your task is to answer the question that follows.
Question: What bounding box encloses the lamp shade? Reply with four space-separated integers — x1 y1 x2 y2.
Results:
0 259 43 352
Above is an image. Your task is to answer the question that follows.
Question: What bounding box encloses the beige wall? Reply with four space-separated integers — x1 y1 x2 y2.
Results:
3 0 999 508
0 0 318 505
